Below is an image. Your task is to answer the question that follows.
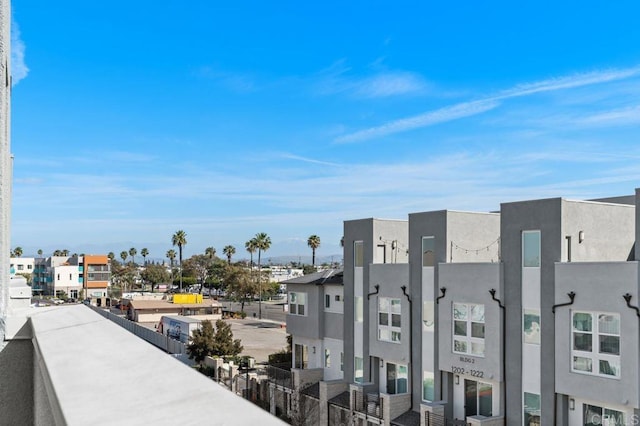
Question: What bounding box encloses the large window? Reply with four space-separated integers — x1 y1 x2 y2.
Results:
354 357 364 383
523 392 540 426
453 303 485 357
378 297 401 343
422 236 435 266
523 309 541 344
355 296 363 322
572 311 620 378
386 363 408 394
522 231 540 267
288 292 307 316
465 379 492 417
583 403 624 426
422 371 435 402
325 349 331 368
354 241 364 267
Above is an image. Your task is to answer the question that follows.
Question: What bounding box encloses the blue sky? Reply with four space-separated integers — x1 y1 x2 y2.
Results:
9 0 640 261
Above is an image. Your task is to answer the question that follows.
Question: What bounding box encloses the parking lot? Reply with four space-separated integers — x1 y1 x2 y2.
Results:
226 319 288 364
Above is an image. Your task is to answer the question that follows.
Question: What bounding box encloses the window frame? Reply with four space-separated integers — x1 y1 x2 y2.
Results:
378 297 402 343
288 292 308 317
522 230 541 268
452 302 485 357
571 310 621 379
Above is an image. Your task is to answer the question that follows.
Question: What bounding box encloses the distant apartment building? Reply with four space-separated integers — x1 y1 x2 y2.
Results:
275 190 640 426
9 257 35 276
32 254 111 305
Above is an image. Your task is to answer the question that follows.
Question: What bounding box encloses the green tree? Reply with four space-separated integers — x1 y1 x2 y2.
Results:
141 248 149 265
166 249 177 282
37 249 43 257
205 246 216 259
187 319 243 365
111 262 136 294
140 263 170 293
129 247 137 265
172 230 187 292
245 239 257 267
13 246 23 257
225 265 257 312
61 249 69 256
223 245 236 265
254 232 271 319
107 252 115 263
302 264 316 275
211 319 242 357
182 254 214 293
307 235 320 266
120 251 128 264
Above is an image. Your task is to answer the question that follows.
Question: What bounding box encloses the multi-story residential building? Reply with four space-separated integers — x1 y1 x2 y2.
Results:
9 257 35 276
32 254 111 304
278 192 640 426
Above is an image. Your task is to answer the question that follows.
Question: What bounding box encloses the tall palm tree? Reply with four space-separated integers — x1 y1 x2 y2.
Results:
172 230 187 292
129 247 137 266
166 249 176 281
120 251 128 264
107 252 115 263
205 246 216 259
37 249 43 257
61 249 69 256
223 245 236 265
307 235 321 266
13 247 23 258
141 248 149 265
254 232 271 319
245 239 257 267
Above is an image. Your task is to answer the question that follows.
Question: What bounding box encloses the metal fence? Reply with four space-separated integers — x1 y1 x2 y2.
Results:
90 306 187 355
352 390 383 419
266 364 293 389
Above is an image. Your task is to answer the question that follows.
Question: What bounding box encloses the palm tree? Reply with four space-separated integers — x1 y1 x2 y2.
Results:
61 249 69 256
172 230 187 292
205 246 216 259
37 249 43 257
141 248 149 265
166 249 177 282
129 247 137 266
245 239 257 267
307 235 321 266
340 236 344 248
223 245 236 265
254 232 271 319
107 252 115 263
13 247 23 258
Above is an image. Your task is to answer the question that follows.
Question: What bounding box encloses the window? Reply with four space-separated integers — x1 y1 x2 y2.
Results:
340 352 344 372
354 357 364 383
325 349 331 368
294 344 308 369
70 290 78 299
378 298 401 343
522 231 540 267
453 303 485 357
422 371 435 402
325 294 331 309
354 241 363 267
523 309 540 344
423 301 434 331
572 311 620 378
17 265 24 271
524 393 540 425
422 236 435 266
288 292 307 316
27 265 32 270
386 363 408 394
583 404 624 426
69 274 72 280
355 297 363 322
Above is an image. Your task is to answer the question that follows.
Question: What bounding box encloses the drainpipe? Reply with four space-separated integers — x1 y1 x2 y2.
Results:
401 285 413 411
489 289 505 417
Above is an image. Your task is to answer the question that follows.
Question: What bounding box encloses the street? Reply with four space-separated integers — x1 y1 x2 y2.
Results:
219 299 287 324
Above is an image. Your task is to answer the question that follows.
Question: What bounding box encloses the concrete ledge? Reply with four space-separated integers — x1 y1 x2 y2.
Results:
30 305 285 425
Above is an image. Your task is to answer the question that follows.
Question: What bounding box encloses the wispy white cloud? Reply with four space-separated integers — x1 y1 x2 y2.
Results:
281 153 342 167
336 66 640 143
576 105 640 126
314 60 429 99
194 66 255 93
335 99 500 143
11 19 29 85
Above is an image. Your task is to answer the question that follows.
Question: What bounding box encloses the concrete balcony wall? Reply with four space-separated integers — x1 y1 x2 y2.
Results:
381 392 411 426
25 305 285 425
319 380 349 426
467 416 505 426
